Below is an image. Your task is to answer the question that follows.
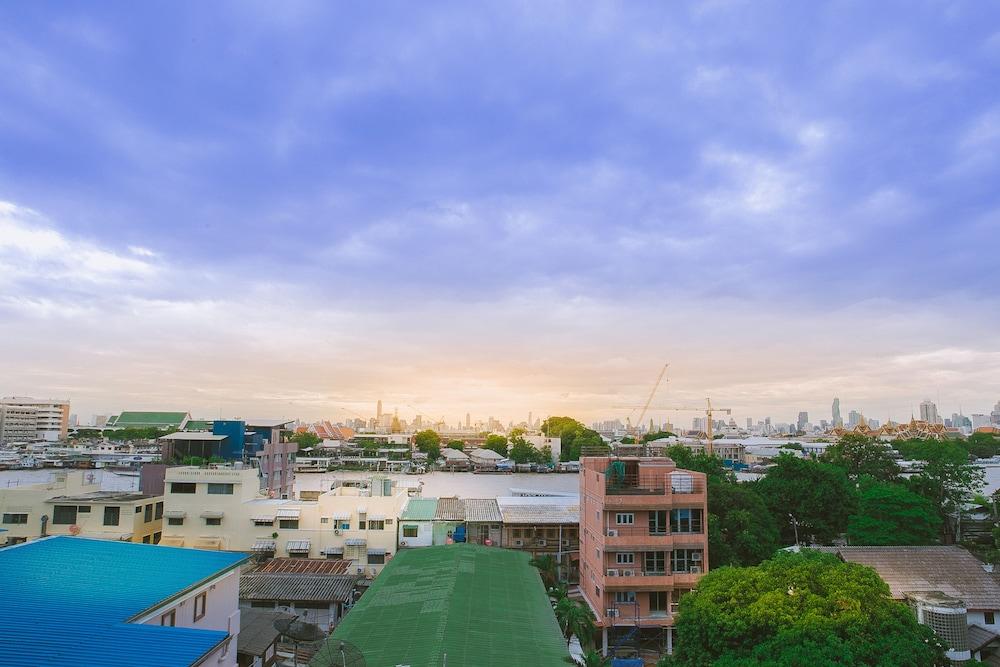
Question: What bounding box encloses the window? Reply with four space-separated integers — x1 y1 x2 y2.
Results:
279 519 299 529
161 610 176 626
153 532 162 544
155 502 163 520
403 525 419 538
648 510 668 535
207 483 234 495
77 505 91 513
615 513 634 525
670 509 703 534
650 591 668 616
2 513 27 524
670 590 690 615
616 552 635 565
987 611 997 625
320 517 329 524
250 601 273 608
358 520 367 530
136 506 142 513
142 535 151 543
512 528 522 538
205 517 222 526
368 520 385 531
144 504 153 522
167 517 184 526
368 553 386 565
614 591 636 604
170 482 196 494
52 505 77 525
671 549 702 573
193 592 207 621
103 506 121 526
339 522 350 530
645 551 667 574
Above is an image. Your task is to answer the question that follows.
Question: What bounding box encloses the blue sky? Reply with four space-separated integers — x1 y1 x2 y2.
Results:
1 2 999 424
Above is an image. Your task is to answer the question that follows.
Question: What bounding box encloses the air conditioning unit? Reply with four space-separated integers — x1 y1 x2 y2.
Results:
606 608 620 618
514 539 524 547
334 529 341 535
690 565 702 574
561 539 570 546
622 569 635 577
691 552 703 561
606 569 620 577
606 529 618 537
399 541 407 547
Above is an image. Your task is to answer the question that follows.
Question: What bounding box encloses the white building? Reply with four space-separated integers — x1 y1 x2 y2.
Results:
161 465 410 575
0 396 70 443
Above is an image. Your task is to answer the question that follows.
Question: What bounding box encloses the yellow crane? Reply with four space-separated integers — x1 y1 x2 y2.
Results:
654 398 732 457
627 363 669 442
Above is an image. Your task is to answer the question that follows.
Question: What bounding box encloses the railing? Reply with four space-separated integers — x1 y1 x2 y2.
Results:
605 474 704 496
603 568 670 578
602 525 672 539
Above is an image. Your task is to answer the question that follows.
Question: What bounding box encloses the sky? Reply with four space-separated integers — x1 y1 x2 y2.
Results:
1 1 999 426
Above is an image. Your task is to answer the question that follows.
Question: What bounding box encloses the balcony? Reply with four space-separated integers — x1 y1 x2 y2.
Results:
602 568 675 588
600 525 706 550
602 476 705 508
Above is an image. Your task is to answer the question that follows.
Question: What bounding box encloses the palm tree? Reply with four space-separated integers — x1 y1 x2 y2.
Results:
530 554 559 588
565 650 608 667
547 582 569 603
555 597 596 649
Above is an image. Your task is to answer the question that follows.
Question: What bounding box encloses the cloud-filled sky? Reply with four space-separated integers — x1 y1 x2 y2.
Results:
1 1 999 426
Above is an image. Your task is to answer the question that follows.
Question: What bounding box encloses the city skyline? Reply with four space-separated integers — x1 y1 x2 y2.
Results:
2 4 999 424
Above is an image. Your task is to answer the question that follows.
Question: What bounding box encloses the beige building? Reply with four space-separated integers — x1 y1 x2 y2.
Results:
0 470 163 545
0 396 70 442
161 465 410 575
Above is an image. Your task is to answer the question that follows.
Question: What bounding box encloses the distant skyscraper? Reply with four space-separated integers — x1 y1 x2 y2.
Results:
919 399 939 424
377 400 383 420
832 398 842 427
528 411 532 429
797 412 808 432
746 417 753 429
973 414 991 429
465 412 471 429
848 410 861 429
991 400 1000 426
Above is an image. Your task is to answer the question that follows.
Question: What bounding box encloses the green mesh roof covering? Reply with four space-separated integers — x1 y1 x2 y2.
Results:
110 411 189 427
184 420 212 431
323 545 570 667
400 498 438 521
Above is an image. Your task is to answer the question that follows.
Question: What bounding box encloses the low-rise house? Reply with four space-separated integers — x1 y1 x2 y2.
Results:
398 498 437 547
0 536 248 667
464 498 502 545
467 447 509 469
439 447 470 470
497 495 580 583
162 466 407 574
235 609 293 667
0 470 163 545
239 558 359 632
433 497 466 543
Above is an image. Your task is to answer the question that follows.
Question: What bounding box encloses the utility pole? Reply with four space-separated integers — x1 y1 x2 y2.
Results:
788 514 800 548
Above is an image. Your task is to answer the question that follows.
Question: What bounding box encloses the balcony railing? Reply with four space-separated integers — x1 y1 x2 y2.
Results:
601 525 703 539
605 474 704 497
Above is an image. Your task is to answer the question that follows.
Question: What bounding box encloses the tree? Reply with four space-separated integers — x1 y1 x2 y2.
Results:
509 435 542 464
568 651 608 667
708 481 782 567
482 434 509 457
755 454 858 544
822 434 899 482
642 430 676 443
541 416 606 461
554 597 596 648
964 432 1000 459
847 480 941 546
670 551 947 666
538 444 553 464
291 431 321 451
446 439 465 451
530 554 559 588
413 429 441 461
905 443 984 542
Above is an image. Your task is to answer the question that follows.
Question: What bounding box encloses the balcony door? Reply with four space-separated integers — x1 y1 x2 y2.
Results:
649 591 668 617
648 510 667 535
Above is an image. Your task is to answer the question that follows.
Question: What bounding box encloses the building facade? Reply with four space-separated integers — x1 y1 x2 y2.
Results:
579 456 709 656
0 396 70 443
0 470 163 546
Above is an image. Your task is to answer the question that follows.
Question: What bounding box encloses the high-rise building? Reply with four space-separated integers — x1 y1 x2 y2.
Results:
0 397 70 443
972 414 991 429
848 410 862 429
991 401 1000 426
832 398 843 427
692 417 706 432
920 400 940 424
376 400 383 420
466 412 471 429
746 417 753 430
797 412 808 432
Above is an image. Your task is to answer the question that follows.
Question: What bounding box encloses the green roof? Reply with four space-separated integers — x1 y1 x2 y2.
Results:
400 498 438 521
184 420 212 431
110 411 189 428
323 545 570 667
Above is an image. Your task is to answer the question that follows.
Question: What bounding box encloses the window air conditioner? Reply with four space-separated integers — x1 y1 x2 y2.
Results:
691 552 702 561
690 565 702 574
622 569 635 577
606 529 618 537
606 608 620 618
606 569 619 577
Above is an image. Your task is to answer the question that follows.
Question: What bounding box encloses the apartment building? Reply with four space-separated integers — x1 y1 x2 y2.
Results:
0 396 70 443
579 456 709 657
0 470 163 545
1 536 248 667
161 466 408 575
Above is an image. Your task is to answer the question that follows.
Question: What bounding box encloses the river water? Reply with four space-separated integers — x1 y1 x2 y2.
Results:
0 469 583 498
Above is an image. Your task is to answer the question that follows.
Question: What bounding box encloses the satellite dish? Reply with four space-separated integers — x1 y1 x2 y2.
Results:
274 616 326 644
69 525 81 535
310 639 367 667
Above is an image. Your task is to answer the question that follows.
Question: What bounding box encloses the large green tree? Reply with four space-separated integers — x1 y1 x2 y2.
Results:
708 482 782 567
755 454 858 545
413 429 441 461
847 480 941 546
669 551 947 666
541 416 606 461
903 442 984 542
291 431 321 451
482 434 509 457
821 434 899 481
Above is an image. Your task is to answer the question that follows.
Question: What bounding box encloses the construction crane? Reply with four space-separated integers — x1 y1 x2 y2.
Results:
654 398 733 456
406 404 446 430
628 363 669 442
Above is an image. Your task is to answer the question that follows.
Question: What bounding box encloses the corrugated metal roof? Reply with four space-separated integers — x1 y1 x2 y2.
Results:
968 624 1000 652
401 498 438 521
830 546 1000 610
237 609 293 657
239 573 358 603
258 558 351 575
159 431 227 441
496 496 580 524
0 536 248 667
434 498 466 521
464 499 502 523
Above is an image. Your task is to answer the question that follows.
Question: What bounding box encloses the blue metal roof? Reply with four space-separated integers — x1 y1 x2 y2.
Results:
0 536 249 666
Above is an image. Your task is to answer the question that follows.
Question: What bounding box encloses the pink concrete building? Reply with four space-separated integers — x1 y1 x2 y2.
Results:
579 456 709 656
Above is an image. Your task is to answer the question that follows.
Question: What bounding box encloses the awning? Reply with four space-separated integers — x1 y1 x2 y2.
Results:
331 512 351 520
286 540 311 552
366 514 386 521
251 515 275 523
322 547 344 555
200 510 225 519
367 548 387 555
251 539 277 552
159 537 185 547
163 510 186 519
193 537 222 550
356 506 368 513
344 538 367 546
276 508 301 519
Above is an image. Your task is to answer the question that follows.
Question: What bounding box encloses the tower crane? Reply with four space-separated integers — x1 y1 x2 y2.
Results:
629 363 669 442
653 398 732 457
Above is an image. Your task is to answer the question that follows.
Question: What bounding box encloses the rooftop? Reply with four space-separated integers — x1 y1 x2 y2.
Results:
44 490 156 503
401 497 438 521
328 545 570 666
110 411 190 427
825 546 1000 610
496 495 580 524
464 498 502 523
0 536 248 667
159 431 227 441
435 497 466 521
236 609 293 657
256 557 351 575
240 573 358 603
